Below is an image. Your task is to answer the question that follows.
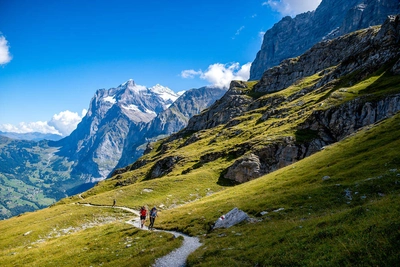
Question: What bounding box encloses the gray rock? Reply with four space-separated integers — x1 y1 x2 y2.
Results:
322 176 331 181
224 154 262 183
254 14 400 94
213 208 250 229
250 0 400 80
149 156 183 179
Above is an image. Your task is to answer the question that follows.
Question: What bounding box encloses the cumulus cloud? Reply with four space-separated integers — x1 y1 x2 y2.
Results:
0 35 12 65
263 0 322 17
0 109 87 137
48 110 87 136
181 69 202 79
181 62 252 89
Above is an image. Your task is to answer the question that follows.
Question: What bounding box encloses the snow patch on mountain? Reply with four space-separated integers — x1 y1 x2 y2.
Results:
149 84 181 103
103 96 116 104
122 104 140 111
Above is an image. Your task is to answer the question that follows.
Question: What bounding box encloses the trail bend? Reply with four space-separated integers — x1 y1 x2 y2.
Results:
80 203 202 267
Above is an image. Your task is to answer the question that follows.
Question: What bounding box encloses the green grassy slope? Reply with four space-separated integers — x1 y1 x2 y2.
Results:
169 112 400 266
1 107 398 266
1 59 399 266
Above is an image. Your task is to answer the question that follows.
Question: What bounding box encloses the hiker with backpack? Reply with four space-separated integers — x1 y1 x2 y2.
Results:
139 206 147 228
149 206 158 230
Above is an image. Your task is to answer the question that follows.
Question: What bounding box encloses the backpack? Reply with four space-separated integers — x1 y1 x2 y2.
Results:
140 208 147 216
150 208 157 217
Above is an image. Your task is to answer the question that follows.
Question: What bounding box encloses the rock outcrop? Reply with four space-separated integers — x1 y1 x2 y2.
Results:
184 15 400 184
148 155 183 179
250 0 400 80
183 15 400 139
225 94 400 184
255 14 400 94
299 94 400 143
181 81 253 133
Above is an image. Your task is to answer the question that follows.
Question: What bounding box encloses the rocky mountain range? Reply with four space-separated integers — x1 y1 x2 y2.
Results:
250 0 400 80
53 79 181 183
126 14 400 185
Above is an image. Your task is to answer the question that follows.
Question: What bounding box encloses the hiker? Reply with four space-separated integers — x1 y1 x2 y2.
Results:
112 199 116 207
149 206 158 230
140 206 147 228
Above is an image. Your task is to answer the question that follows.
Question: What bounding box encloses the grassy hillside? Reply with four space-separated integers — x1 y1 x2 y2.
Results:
1 57 399 266
1 109 399 266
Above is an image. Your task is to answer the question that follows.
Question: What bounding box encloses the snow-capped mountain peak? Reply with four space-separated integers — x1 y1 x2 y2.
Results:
120 79 135 88
149 84 181 103
119 79 147 93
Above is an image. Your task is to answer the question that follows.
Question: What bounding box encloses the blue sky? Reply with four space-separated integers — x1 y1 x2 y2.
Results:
0 0 321 136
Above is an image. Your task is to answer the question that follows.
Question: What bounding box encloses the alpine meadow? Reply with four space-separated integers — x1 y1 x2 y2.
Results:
1 0 400 266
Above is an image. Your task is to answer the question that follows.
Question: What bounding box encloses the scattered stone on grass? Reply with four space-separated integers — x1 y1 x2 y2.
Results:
213 207 249 229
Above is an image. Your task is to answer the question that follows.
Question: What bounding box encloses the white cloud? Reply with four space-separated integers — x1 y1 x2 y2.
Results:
48 110 86 136
0 121 61 135
0 109 87 137
0 35 12 65
262 0 322 17
181 62 252 89
181 69 202 79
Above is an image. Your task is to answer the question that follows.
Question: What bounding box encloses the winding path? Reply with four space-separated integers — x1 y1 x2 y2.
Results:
80 203 202 267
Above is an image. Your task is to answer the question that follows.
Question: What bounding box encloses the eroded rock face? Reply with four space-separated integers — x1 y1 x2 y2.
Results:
225 94 400 184
299 94 400 143
148 156 183 179
254 15 400 94
224 137 324 184
159 16 400 184
181 16 400 144
250 0 400 80
184 81 253 132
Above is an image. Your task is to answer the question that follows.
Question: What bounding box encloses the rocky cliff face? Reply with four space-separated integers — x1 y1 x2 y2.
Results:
224 94 400 183
224 15 400 184
250 0 400 80
158 15 400 185
184 81 253 132
184 15 400 134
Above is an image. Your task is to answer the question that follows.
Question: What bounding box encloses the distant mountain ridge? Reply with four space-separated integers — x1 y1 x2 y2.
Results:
0 131 62 141
250 0 400 80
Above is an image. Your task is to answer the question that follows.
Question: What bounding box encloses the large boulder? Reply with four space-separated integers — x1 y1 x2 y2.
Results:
224 154 262 183
213 208 250 229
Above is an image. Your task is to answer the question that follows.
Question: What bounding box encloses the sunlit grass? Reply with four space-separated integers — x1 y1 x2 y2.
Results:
1 62 400 266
